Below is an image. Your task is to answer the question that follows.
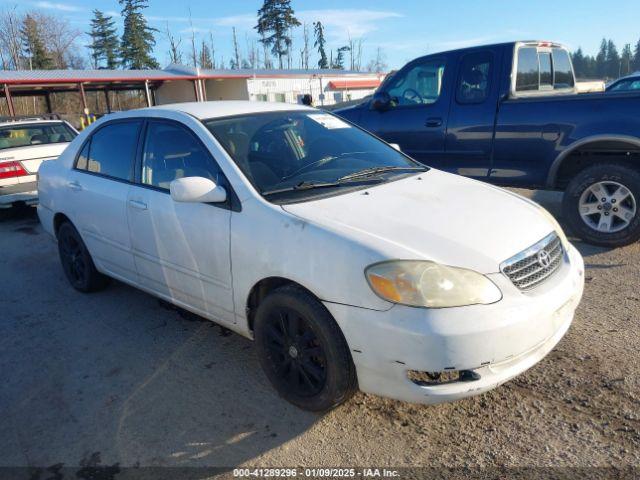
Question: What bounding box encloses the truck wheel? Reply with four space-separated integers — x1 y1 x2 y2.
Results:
563 163 640 247
57 222 109 292
254 285 357 411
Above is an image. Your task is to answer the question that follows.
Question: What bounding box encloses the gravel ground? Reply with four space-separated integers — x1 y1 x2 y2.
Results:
0 190 639 477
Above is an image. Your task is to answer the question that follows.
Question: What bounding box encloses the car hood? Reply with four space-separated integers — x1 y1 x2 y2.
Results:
282 169 555 274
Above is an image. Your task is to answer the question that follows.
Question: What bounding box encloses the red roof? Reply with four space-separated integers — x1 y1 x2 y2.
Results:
327 79 381 90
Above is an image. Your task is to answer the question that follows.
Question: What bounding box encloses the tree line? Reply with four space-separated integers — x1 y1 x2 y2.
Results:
0 0 388 73
571 38 640 79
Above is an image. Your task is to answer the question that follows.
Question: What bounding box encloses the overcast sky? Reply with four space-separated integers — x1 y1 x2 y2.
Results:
10 0 640 69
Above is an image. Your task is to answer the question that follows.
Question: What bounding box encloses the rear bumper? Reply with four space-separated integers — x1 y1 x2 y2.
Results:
324 243 585 405
0 181 38 208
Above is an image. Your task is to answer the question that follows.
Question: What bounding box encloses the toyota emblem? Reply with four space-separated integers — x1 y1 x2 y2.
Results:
537 250 551 268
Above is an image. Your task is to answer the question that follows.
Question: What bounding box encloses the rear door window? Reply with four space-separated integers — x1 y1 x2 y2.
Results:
456 51 493 104
76 121 141 181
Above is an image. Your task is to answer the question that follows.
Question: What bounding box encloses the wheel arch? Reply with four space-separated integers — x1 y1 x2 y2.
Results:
547 134 640 189
53 212 73 237
245 276 325 333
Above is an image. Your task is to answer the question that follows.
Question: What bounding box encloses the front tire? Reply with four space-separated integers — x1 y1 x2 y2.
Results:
254 285 357 411
563 163 640 247
57 222 109 292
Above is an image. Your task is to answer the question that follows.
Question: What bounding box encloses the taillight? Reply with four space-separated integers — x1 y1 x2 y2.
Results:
0 161 28 179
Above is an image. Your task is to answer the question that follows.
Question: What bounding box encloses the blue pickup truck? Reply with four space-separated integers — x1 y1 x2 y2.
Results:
335 41 640 247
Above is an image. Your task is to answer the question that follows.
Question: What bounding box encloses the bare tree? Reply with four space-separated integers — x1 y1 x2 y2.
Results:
208 32 216 69
366 46 387 73
164 21 182 64
0 8 24 69
34 12 82 68
301 22 310 69
246 34 258 69
188 8 197 67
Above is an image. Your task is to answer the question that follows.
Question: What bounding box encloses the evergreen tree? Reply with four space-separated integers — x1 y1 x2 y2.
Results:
331 46 349 70
255 0 300 69
571 47 585 78
199 40 212 69
88 10 119 69
232 27 240 70
314 21 328 69
20 14 53 69
119 0 159 69
620 43 633 77
634 38 640 72
605 39 620 79
595 38 607 78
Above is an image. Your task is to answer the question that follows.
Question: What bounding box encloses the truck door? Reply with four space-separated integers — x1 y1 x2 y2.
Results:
360 56 451 168
444 49 500 178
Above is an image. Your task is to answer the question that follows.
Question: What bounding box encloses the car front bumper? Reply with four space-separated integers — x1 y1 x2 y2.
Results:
323 243 585 405
0 181 38 208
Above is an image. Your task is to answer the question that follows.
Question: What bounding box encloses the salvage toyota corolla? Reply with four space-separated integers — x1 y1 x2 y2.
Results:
37 101 585 411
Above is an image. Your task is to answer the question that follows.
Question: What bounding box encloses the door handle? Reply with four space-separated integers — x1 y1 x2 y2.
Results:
67 180 82 191
425 117 443 127
128 199 147 210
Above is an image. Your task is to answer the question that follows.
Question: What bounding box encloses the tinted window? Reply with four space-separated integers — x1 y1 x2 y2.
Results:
0 122 76 151
456 51 492 104
387 58 446 106
141 122 221 190
78 121 141 180
539 52 552 87
516 47 539 91
552 49 575 89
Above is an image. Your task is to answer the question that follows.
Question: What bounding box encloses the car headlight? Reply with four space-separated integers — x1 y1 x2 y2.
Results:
365 260 502 308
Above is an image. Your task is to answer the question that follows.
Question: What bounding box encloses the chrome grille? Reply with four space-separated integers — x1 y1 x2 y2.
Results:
501 233 564 291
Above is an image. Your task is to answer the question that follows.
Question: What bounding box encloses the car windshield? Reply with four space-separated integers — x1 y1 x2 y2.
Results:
204 110 425 201
0 122 76 151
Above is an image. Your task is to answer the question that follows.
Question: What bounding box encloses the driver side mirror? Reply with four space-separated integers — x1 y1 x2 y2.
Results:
370 91 391 111
170 176 227 204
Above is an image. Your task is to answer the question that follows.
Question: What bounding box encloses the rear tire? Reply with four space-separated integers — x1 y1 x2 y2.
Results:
57 222 109 292
254 285 357 411
563 163 640 247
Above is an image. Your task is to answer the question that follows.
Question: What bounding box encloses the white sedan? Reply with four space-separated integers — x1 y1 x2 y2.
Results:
37 101 584 411
0 118 77 208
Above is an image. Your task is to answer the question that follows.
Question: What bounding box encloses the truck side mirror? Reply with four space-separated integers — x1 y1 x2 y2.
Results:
371 91 391 111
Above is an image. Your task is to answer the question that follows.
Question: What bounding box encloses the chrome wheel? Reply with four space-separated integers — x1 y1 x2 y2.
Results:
578 180 637 233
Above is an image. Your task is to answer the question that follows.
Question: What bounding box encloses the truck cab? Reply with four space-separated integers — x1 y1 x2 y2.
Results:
336 41 640 248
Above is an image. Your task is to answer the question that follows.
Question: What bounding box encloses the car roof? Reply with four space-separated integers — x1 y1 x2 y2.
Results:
0 119 67 127
142 100 314 120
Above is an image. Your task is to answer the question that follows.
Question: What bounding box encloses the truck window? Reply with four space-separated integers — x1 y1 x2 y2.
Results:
456 51 492 104
539 52 552 88
386 58 446 106
552 48 575 89
516 47 539 91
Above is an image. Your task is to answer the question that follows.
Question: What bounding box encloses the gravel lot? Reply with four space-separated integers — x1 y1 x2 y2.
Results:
1 190 639 476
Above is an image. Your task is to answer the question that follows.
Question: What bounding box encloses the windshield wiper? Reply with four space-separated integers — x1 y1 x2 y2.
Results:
261 177 382 197
262 180 344 196
337 165 427 182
